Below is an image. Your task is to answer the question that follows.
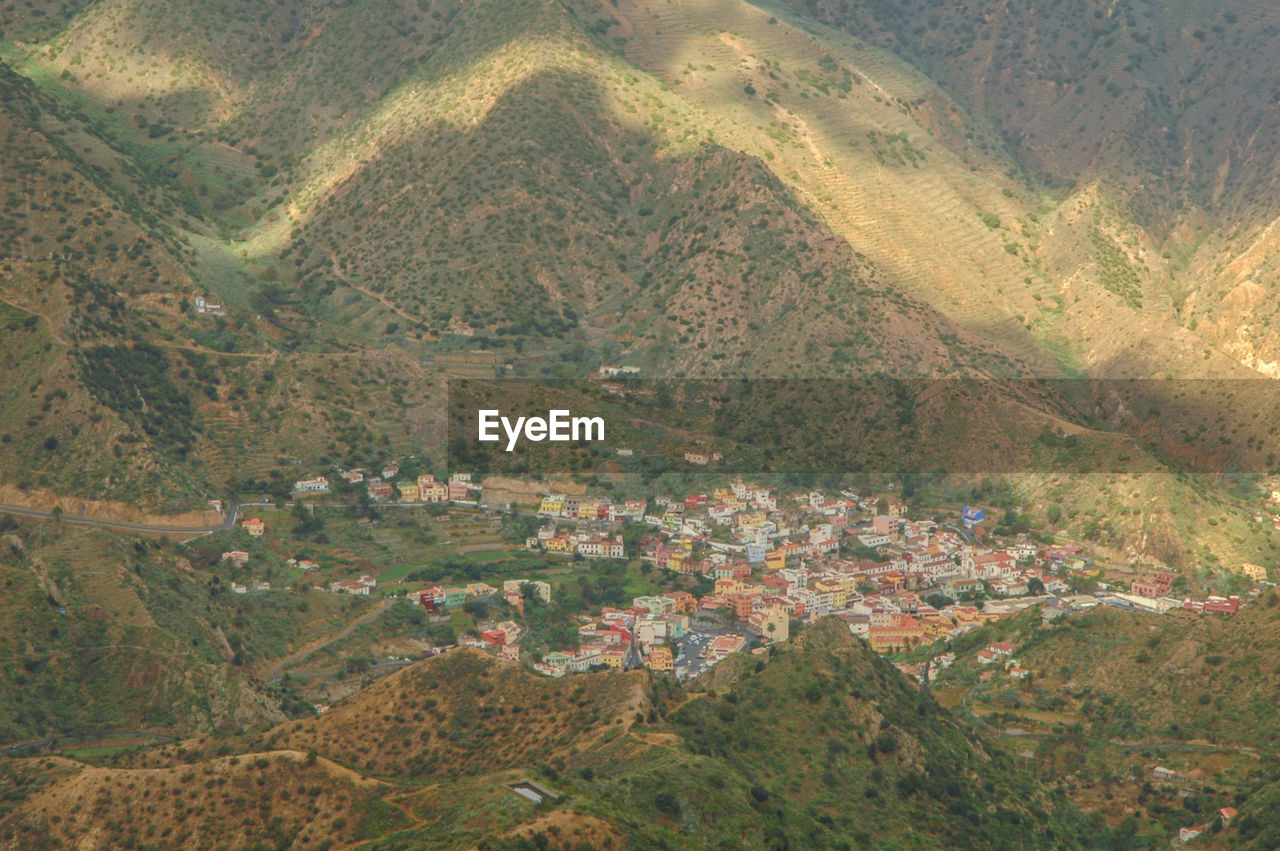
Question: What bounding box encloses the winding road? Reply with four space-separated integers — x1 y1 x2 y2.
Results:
0 501 248 535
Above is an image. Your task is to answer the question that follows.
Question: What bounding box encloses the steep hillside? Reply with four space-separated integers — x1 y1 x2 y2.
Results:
0 619 1097 848
0 750 396 849
788 0 1280 227
941 598 1280 748
0 518 410 744
784 0 1280 389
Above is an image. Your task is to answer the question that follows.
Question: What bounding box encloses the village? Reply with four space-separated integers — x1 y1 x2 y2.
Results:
224 470 1269 686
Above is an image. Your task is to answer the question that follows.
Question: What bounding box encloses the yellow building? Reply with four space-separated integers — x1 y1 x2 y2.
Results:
749 607 789 642
1242 562 1268 582
538 496 564 516
646 646 674 672
919 616 953 639
396 482 419 501
812 579 847 610
599 649 626 668
578 499 603 521
764 550 786 571
546 536 576 553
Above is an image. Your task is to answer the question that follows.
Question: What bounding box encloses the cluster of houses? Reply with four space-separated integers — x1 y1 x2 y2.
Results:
536 494 648 524
527 526 625 560
229 471 1267 686
365 471 478 504
1109 570 1244 615
329 575 377 596
495 478 1269 678
414 579 549 615
624 485 1073 651
527 593 751 678
291 467 480 505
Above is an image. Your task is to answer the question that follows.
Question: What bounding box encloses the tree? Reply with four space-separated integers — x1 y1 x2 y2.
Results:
51 505 63 522
1027 578 1045 595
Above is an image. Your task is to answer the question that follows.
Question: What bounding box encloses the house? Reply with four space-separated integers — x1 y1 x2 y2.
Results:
569 649 601 673
341 470 365 484
546 536 575 554
242 518 265 537
1195 595 1241 615
867 614 925 653
1242 563 1268 582
646 646 674 672
1009 666 1030 680
329 579 372 595
599 648 626 668
499 644 520 662
221 551 249 564
578 537 625 559
706 633 747 661
367 479 393 500
668 591 698 614
1178 825 1209 842
976 649 999 665
396 482 420 502
294 476 330 493
420 480 448 502
503 579 551 603
540 650 570 670
1130 579 1161 598
988 641 1016 657
1219 807 1237 824
748 606 789 642
945 577 984 596
193 295 225 316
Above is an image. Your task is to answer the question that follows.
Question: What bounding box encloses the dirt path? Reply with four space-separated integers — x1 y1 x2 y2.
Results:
260 597 394 681
0 293 70 345
327 250 422 326
154 341 275 359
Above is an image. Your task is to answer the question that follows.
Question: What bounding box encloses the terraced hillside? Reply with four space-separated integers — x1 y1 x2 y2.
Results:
605 0 1059 372
930 598 1280 838
786 0 1280 382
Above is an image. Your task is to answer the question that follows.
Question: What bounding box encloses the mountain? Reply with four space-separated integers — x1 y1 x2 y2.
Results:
4 2 1280 844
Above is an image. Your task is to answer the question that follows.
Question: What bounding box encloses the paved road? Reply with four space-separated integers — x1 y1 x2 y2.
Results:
0 501 246 535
